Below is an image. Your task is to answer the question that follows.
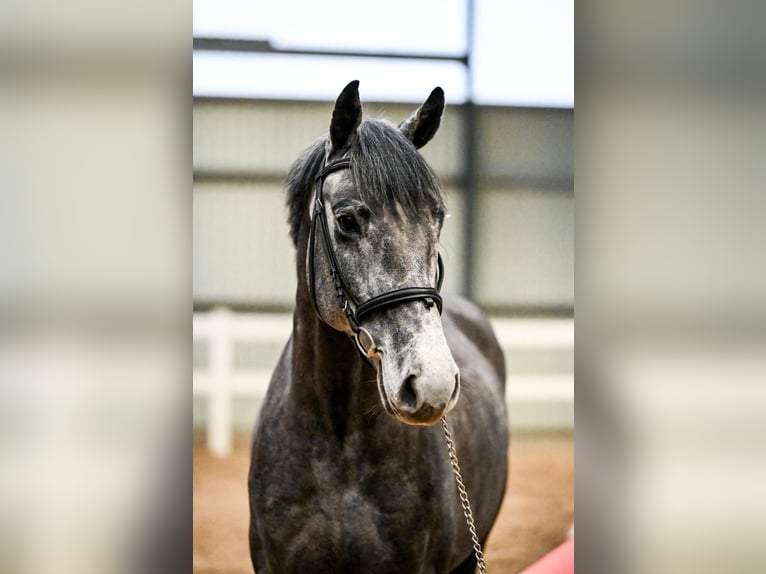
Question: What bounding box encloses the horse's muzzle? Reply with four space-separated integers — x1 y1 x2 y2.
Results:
388 369 460 426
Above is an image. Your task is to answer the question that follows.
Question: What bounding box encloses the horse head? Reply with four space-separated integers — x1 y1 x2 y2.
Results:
292 80 460 426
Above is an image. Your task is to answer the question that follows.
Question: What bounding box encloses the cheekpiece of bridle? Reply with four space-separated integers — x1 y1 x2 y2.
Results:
308 157 445 362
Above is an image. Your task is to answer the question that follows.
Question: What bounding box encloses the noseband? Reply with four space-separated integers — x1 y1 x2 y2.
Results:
308 157 445 360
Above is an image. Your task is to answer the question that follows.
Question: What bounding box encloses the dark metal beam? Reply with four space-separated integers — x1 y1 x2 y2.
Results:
192 300 574 318
193 169 573 190
461 0 478 300
193 37 468 64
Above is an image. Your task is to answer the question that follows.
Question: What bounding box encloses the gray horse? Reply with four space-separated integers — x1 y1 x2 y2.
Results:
249 81 509 574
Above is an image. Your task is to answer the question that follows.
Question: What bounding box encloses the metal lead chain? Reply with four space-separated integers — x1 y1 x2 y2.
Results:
441 417 488 574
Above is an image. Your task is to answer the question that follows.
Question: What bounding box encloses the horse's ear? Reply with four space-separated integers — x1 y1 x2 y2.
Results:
399 87 445 149
330 80 362 153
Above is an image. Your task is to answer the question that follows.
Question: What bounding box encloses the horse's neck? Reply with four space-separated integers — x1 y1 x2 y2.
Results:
289 295 380 441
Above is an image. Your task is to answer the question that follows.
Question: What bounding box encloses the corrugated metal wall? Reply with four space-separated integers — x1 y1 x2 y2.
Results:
193 98 573 313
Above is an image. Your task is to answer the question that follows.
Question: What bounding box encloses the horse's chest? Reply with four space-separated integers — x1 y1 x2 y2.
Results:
263 449 446 525
253 440 454 572
262 482 446 573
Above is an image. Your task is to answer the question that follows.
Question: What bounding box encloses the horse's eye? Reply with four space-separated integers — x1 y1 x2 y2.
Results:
336 214 359 233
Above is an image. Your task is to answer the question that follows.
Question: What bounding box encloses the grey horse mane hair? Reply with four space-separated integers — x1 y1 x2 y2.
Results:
286 118 445 246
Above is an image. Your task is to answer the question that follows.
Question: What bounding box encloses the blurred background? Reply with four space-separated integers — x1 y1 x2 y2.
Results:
5 0 762 572
192 1 574 572
192 0 574 443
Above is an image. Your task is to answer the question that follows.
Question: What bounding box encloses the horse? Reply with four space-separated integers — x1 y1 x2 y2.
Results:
248 80 509 574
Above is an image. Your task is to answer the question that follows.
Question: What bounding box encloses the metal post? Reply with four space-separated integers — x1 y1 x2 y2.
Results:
462 0 478 300
208 307 233 457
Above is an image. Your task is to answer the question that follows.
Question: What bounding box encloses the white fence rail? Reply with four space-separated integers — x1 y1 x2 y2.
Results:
193 308 573 457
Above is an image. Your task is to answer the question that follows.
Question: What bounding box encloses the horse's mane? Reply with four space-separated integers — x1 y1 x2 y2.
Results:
286 118 445 246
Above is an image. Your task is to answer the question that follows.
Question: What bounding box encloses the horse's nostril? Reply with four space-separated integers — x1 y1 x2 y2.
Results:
450 373 460 402
399 374 418 410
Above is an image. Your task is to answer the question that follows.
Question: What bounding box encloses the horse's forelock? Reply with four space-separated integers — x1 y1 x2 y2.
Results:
352 119 444 221
286 119 445 247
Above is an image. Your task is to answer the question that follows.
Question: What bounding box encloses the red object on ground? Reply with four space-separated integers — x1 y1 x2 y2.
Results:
519 537 574 574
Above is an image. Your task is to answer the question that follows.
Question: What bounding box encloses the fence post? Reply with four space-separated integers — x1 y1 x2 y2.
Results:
208 306 233 457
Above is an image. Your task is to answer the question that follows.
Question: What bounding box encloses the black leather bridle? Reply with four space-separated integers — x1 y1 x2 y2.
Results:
308 157 445 360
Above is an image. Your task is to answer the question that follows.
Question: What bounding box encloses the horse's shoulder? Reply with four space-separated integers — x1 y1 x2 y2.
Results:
442 293 493 333
442 294 505 382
